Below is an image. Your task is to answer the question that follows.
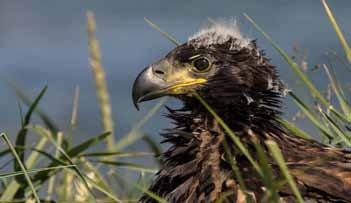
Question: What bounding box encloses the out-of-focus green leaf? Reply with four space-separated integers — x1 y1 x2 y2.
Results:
244 13 348 122
82 172 122 203
79 151 154 158
144 17 180 46
15 86 47 176
194 92 263 176
93 160 158 173
251 135 280 202
142 135 162 158
266 140 304 203
289 92 333 139
322 0 351 63
323 64 351 121
320 110 351 146
114 97 166 151
1 136 48 201
0 133 41 203
0 165 75 179
278 118 311 139
10 83 59 134
134 182 168 203
27 125 103 203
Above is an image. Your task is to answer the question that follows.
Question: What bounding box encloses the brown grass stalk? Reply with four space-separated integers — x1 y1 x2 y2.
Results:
87 11 115 150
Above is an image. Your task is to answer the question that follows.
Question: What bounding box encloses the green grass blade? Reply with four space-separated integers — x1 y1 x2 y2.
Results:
1 136 48 201
221 139 247 191
67 133 110 157
70 85 80 129
207 17 216 24
329 51 351 72
114 97 167 151
67 85 80 147
322 0 351 63
244 13 327 106
142 135 162 157
323 64 351 120
248 130 279 202
277 118 311 139
320 110 351 146
194 92 263 176
22 147 70 167
46 132 63 200
0 133 41 203
23 86 47 126
17 100 24 127
28 125 98 203
93 160 158 173
83 173 122 203
0 165 75 179
26 126 128 202
10 83 59 134
79 151 154 158
266 140 304 203
81 160 113 193
15 86 47 174
144 17 180 46
134 183 168 203
111 172 167 203
289 92 333 139
244 13 348 122
28 124 110 157
24 125 111 188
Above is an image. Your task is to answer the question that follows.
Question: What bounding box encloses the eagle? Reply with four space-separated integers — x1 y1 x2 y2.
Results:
132 21 351 203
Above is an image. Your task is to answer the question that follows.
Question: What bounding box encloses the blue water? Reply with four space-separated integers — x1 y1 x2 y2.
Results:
0 0 350 156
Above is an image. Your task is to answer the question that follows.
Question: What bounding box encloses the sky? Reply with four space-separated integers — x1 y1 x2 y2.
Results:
0 0 350 151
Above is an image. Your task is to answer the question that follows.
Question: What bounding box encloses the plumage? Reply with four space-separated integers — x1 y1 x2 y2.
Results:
132 21 351 203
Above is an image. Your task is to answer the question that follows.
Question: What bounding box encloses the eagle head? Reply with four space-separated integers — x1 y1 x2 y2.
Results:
133 20 284 113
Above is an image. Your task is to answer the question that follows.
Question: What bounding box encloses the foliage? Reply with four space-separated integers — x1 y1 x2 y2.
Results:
0 1 350 202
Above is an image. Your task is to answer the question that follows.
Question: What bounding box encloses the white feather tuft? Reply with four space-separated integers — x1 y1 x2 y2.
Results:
188 19 252 49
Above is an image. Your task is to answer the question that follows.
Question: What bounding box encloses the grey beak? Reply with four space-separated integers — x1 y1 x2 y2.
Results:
132 65 168 110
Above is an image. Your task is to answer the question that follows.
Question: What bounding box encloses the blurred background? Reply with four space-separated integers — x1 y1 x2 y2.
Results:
0 0 350 152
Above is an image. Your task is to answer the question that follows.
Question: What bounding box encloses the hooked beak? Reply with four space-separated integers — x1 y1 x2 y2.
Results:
132 65 168 110
132 59 207 110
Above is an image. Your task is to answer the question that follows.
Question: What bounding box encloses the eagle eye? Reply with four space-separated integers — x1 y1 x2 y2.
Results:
192 57 210 72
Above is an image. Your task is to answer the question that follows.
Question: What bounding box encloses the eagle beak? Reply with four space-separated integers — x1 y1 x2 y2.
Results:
132 65 168 110
132 59 207 110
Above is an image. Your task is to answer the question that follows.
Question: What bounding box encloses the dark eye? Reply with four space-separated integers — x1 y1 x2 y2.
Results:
192 57 210 72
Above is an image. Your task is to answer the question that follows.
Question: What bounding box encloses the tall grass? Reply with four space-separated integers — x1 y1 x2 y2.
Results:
87 11 115 151
0 11 164 203
0 1 349 202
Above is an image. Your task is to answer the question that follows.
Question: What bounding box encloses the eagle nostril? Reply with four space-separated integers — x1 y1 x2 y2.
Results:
154 70 165 75
151 63 167 79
